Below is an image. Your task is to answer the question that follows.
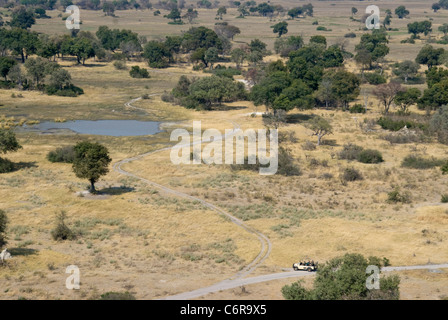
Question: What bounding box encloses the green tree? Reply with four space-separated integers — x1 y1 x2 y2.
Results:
72 141 112 192
204 47 219 69
0 210 8 248
395 5 410 19
282 253 400 300
271 21 288 38
394 88 421 113
0 57 17 81
373 82 405 114
306 116 333 146
10 7 36 29
415 45 445 69
0 128 22 173
393 60 420 83
165 8 182 23
216 6 227 20
433 3 441 12
326 70 360 109
230 48 246 68
430 105 448 144
439 23 448 36
355 30 390 70
49 69 72 90
188 75 246 109
419 79 448 111
143 41 172 68
183 8 198 24
24 57 50 87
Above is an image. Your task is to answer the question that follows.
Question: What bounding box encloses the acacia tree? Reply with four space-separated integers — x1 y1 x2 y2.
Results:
0 128 22 173
306 116 333 146
394 88 421 114
393 60 420 83
271 21 288 38
415 45 445 70
395 6 410 19
72 141 112 192
216 6 227 20
183 8 198 24
373 82 405 114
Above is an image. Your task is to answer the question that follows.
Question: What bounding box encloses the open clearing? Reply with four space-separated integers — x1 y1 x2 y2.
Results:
0 0 448 300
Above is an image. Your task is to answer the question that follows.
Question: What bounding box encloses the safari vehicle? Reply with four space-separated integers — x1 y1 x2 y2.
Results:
293 259 318 272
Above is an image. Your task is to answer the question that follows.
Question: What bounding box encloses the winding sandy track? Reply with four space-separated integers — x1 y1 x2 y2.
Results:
115 97 272 287
116 97 448 300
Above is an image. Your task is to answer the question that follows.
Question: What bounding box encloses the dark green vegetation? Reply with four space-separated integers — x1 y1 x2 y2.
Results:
282 253 400 300
72 141 112 192
0 128 21 173
51 211 75 241
0 210 8 248
47 146 75 163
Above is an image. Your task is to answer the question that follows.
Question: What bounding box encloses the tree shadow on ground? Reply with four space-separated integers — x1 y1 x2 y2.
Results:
96 186 135 196
211 105 248 111
14 161 38 171
286 113 315 124
9 248 37 256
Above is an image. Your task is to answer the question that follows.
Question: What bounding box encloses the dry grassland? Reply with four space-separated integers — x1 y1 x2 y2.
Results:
0 0 447 300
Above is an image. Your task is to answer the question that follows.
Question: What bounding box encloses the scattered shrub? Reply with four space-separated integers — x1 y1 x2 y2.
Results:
100 291 136 300
129 66 150 78
47 146 75 163
0 157 15 173
364 72 387 85
51 211 75 241
382 133 421 144
358 149 384 164
377 117 427 132
341 167 363 182
302 141 316 151
401 155 444 169
338 143 363 161
45 85 84 97
113 60 127 70
441 194 448 203
349 104 366 114
344 32 357 38
387 187 411 204
0 210 8 247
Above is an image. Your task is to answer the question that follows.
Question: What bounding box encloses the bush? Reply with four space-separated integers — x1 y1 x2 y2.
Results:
129 66 150 78
387 187 411 204
401 155 444 169
0 210 8 248
113 60 127 70
338 143 363 161
47 146 75 163
382 133 421 144
231 147 301 176
45 85 84 97
377 117 427 132
349 104 366 114
358 149 384 164
441 194 448 203
0 157 15 173
51 211 75 241
341 167 363 182
100 291 136 300
364 72 387 85
344 32 357 38
316 26 331 31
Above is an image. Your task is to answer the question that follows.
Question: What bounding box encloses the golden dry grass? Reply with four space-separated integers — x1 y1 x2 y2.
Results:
1 0 448 300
